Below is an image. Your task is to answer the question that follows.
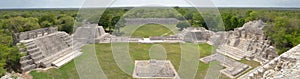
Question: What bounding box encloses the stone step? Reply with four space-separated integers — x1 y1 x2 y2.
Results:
29 51 42 58
26 44 37 49
27 47 40 54
24 41 34 46
21 64 36 72
32 55 44 63
217 49 244 60
52 50 82 67
40 47 73 67
20 59 34 65
20 55 31 61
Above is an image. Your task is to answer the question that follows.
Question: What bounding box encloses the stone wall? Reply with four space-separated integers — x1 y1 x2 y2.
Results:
13 27 58 45
125 18 179 25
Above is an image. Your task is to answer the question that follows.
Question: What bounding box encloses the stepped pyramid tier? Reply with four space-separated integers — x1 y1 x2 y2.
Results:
73 24 111 44
177 27 214 43
216 20 278 64
16 27 82 73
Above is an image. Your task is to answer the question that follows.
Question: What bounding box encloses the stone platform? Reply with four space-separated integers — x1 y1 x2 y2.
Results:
133 60 180 79
18 28 82 73
199 53 251 78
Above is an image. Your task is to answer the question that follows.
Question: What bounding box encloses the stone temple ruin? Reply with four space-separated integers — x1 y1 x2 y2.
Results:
198 20 279 78
125 18 179 25
217 20 278 64
16 27 82 72
133 60 179 79
73 24 110 44
13 18 298 79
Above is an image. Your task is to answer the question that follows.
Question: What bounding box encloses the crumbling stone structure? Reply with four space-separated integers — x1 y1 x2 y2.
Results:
177 27 214 43
125 18 179 25
238 44 300 79
217 20 278 64
13 27 58 45
73 24 110 44
17 27 82 72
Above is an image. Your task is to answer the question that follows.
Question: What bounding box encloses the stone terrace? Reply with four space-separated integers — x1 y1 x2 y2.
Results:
200 53 251 78
18 28 82 72
217 20 278 64
133 60 180 79
73 24 110 44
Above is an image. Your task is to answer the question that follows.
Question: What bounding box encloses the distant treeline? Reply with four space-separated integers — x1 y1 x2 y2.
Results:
0 7 300 75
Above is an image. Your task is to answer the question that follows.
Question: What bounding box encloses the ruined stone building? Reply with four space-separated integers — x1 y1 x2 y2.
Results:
125 18 179 25
73 24 110 44
239 44 300 79
16 27 82 72
177 27 213 43
13 27 57 45
217 20 278 64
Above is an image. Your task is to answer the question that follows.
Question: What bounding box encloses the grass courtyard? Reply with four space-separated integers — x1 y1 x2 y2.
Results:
29 24 256 79
120 24 178 37
30 43 218 79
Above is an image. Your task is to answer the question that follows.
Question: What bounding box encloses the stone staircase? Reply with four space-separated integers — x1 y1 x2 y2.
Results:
19 32 82 72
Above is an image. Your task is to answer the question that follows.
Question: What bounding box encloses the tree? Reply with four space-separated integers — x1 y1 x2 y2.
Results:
222 13 232 31
39 14 56 27
192 13 207 29
230 16 238 29
176 21 190 30
99 14 113 33
2 16 40 32
184 13 193 20
112 16 126 34
58 16 74 34
245 10 258 22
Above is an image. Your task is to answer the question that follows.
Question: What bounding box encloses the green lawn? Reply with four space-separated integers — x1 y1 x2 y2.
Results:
30 24 231 79
30 43 219 79
120 24 178 37
30 61 79 79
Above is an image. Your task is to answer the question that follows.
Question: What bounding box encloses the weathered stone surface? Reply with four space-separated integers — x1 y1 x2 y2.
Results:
217 20 278 64
132 60 180 79
200 53 251 78
239 44 300 79
17 27 82 73
13 27 57 45
176 27 214 43
73 24 110 44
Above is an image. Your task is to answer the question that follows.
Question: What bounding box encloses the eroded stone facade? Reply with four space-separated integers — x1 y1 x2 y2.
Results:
217 20 278 64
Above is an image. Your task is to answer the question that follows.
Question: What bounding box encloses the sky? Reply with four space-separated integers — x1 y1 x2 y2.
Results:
0 0 299 9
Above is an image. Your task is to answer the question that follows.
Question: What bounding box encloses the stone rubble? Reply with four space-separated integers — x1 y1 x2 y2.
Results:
238 44 300 79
